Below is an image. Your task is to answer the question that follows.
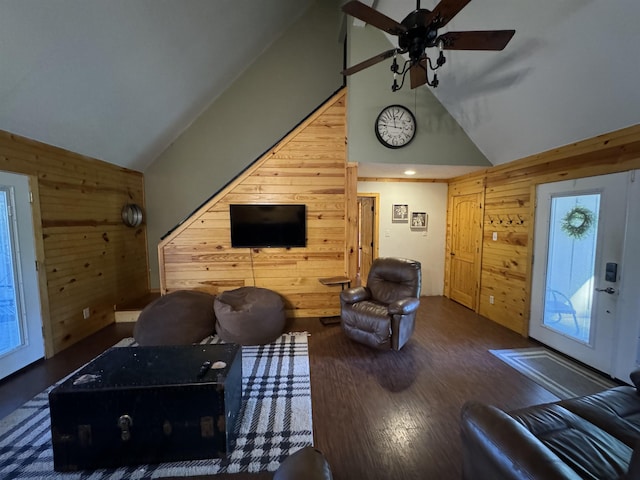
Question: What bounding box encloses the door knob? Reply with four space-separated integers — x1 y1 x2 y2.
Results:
595 287 616 294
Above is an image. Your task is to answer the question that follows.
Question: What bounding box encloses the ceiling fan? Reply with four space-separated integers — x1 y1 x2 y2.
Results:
342 0 515 90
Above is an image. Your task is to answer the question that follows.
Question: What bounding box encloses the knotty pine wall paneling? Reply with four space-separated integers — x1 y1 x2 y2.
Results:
345 162 359 284
447 124 640 335
0 130 148 356
159 90 350 318
479 180 531 334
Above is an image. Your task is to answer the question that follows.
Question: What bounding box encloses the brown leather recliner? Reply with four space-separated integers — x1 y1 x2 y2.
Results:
340 257 421 350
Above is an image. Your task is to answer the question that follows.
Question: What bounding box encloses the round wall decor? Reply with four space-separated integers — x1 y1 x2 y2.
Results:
121 203 143 227
374 104 416 149
560 205 594 239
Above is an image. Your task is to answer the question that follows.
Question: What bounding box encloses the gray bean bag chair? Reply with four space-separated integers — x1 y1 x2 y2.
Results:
214 287 285 345
133 290 216 346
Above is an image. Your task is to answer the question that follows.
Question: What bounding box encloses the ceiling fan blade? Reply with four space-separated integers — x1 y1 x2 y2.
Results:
341 48 398 76
438 30 516 51
410 59 428 89
342 1 407 35
428 0 473 28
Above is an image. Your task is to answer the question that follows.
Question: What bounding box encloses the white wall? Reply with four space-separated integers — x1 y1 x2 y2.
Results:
358 180 448 296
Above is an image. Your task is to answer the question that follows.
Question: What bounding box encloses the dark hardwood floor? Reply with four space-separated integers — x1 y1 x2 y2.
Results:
0 322 135 421
0 297 558 479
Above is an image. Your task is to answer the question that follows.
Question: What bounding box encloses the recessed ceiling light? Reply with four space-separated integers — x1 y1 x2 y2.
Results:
404 170 416 176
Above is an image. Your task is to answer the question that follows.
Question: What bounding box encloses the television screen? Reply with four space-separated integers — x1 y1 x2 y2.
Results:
230 204 306 248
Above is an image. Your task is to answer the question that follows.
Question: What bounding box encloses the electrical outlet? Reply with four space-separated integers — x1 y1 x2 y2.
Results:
82 307 90 319
492 232 498 241
489 295 495 305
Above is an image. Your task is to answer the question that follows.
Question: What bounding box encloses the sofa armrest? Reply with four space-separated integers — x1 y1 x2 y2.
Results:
388 297 420 315
273 447 332 480
340 286 370 304
629 369 640 391
626 440 640 480
460 401 581 480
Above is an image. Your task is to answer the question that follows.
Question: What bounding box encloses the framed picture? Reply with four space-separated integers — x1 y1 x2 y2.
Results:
411 212 427 230
392 204 409 223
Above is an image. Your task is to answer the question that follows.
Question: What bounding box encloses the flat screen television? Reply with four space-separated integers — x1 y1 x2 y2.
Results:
229 204 306 248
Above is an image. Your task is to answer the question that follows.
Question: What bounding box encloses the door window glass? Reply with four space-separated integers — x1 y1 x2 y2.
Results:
543 194 600 343
0 189 22 356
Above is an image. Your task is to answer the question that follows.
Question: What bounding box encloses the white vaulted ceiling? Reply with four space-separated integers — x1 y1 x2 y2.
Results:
369 0 639 166
0 0 638 172
0 0 314 171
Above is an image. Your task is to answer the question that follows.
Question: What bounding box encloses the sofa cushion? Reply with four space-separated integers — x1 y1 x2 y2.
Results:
509 403 632 479
460 401 582 480
560 386 640 448
341 301 392 350
133 290 216 346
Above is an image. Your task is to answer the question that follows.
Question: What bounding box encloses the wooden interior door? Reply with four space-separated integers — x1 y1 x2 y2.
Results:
358 196 376 286
449 193 482 310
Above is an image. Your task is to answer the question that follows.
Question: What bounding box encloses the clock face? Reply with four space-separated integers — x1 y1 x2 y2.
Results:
375 105 416 149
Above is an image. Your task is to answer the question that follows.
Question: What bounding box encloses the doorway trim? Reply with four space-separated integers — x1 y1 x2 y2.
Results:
357 193 379 285
29 178 53 358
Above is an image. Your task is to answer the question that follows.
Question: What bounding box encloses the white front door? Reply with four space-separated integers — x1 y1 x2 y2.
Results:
530 172 629 375
0 172 44 380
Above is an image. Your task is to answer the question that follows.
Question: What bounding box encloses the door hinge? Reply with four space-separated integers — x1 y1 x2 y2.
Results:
35 260 39 271
29 191 33 203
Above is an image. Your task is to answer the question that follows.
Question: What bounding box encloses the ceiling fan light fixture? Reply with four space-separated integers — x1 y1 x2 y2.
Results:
404 169 417 176
341 0 515 92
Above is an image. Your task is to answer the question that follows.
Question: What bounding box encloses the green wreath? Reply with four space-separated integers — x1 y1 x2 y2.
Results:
560 205 595 239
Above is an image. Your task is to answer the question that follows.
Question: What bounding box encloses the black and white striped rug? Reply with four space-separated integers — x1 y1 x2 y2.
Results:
0 333 313 478
490 346 618 399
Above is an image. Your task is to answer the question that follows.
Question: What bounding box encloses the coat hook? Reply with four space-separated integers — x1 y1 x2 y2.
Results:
497 215 503 224
489 215 495 224
517 214 525 224
507 215 513 225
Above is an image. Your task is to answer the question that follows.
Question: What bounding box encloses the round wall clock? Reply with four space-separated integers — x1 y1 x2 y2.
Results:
374 104 416 149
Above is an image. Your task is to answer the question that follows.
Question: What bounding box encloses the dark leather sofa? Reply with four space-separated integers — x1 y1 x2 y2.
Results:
460 370 640 479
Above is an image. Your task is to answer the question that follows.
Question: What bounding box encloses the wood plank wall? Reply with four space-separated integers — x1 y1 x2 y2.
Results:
159 90 349 318
446 124 640 335
0 130 148 355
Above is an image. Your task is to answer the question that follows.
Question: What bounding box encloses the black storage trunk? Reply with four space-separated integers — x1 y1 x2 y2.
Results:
48 344 242 472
